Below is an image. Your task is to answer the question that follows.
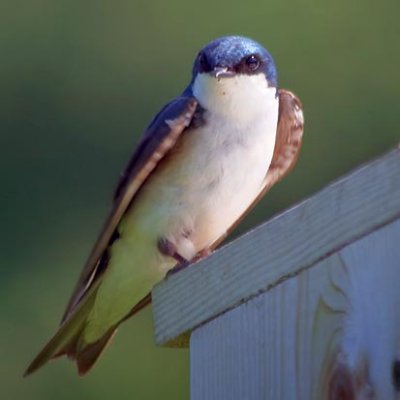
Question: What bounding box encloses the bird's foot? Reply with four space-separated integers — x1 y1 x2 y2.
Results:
158 237 213 277
193 247 212 262
157 237 188 264
165 246 212 278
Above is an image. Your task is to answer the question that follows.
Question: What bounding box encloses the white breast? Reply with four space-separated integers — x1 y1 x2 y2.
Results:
125 73 279 263
85 73 280 340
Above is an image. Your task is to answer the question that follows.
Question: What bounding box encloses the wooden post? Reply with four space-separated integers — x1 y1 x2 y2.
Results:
152 149 400 399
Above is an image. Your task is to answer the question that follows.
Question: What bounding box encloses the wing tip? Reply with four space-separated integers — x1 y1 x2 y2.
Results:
23 363 38 378
23 346 66 378
76 329 117 376
24 328 117 378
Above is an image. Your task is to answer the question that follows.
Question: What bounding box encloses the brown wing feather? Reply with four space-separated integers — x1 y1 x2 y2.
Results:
209 89 304 249
61 97 198 322
69 90 302 374
262 89 304 190
76 328 117 375
74 292 152 375
24 98 197 377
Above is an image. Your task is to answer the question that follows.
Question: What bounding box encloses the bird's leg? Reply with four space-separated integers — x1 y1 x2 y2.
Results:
158 238 213 278
168 247 212 276
157 237 188 265
158 237 191 278
193 247 212 262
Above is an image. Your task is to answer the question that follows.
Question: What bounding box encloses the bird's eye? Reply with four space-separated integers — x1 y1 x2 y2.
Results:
392 360 400 391
245 55 261 71
198 53 211 72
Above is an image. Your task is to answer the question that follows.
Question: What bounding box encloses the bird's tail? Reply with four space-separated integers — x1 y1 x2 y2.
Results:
24 288 116 376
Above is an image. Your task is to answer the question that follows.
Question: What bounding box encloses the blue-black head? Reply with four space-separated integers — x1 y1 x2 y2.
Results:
192 36 277 87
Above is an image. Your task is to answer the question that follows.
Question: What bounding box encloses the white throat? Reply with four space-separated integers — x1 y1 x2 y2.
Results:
192 72 277 122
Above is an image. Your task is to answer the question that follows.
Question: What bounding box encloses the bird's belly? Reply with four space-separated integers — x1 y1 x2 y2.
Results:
129 110 278 262
176 145 267 250
85 107 278 341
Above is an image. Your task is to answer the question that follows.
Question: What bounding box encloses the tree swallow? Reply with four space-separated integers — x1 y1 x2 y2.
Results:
25 35 304 376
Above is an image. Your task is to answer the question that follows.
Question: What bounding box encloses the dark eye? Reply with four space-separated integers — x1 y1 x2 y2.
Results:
245 55 261 71
198 52 211 72
392 359 400 390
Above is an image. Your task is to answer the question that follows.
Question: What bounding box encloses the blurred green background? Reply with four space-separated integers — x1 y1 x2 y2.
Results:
2 0 399 398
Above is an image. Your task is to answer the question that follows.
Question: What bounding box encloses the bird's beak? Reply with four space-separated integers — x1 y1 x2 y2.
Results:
211 67 235 80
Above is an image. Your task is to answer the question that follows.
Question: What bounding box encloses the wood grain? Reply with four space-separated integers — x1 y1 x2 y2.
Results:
190 219 400 399
152 149 400 346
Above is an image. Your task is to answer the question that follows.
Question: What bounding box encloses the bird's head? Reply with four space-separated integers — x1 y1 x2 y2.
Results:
189 36 278 119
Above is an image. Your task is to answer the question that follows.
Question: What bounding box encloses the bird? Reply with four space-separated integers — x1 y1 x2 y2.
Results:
25 35 304 376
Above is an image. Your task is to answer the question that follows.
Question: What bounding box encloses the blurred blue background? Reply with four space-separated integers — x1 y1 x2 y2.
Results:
2 0 399 398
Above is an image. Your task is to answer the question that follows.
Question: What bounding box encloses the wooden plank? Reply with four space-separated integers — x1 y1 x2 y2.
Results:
152 149 400 346
190 219 400 400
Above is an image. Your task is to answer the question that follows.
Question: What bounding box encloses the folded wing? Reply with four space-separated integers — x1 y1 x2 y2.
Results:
24 97 198 376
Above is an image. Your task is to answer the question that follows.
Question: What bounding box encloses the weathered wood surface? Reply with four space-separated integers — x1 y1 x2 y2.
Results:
190 218 400 400
152 149 400 346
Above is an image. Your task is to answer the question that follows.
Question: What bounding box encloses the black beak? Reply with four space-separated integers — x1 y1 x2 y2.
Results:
211 67 235 80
